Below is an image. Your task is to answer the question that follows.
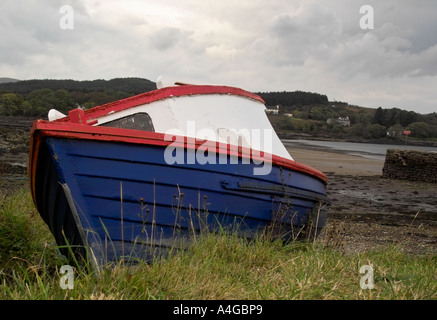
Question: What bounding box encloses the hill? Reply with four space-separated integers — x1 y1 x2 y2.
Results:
0 77 155 95
0 78 156 117
258 90 329 106
0 77 436 142
0 77 20 84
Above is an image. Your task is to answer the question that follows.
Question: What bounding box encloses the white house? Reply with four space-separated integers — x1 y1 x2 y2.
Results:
265 105 279 115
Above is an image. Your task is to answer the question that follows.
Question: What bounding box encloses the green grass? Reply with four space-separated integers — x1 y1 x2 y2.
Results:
1 187 436 300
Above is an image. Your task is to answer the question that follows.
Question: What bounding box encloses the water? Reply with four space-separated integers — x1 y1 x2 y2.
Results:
282 139 437 161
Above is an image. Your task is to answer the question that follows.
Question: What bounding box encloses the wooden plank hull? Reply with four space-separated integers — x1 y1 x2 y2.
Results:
31 135 328 267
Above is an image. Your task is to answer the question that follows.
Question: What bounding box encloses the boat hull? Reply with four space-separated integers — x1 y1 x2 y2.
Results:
32 135 328 267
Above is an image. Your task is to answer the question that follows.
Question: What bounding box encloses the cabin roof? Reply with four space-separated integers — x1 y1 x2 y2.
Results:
49 84 293 161
55 85 265 123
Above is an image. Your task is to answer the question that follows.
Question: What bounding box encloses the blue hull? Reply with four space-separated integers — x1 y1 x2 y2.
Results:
37 137 328 266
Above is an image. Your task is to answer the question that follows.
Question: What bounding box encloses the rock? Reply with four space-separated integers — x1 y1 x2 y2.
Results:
382 149 437 183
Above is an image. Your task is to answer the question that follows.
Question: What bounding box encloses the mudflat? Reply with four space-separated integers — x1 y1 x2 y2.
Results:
289 146 437 255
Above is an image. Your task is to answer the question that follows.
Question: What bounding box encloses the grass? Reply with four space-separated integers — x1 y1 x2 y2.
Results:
0 186 436 300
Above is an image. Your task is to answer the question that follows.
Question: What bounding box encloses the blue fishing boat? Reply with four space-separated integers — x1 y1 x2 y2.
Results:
29 81 329 268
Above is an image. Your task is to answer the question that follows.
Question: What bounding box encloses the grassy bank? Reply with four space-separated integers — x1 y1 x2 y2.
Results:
1 187 436 300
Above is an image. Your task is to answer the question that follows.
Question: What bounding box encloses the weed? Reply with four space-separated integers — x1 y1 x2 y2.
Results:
1 187 436 300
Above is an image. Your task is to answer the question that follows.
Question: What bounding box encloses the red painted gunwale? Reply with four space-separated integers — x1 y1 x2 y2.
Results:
30 120 328 184
55 85 266 124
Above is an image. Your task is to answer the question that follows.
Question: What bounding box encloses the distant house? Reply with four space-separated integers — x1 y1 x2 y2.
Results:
387 130 403 137
327 116 350 127
338 117 351 127
265 105 279 115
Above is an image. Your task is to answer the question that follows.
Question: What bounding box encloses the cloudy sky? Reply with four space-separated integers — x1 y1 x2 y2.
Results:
1 0 436 114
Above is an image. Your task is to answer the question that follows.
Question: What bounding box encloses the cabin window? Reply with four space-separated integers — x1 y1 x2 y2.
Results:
100 113 155 132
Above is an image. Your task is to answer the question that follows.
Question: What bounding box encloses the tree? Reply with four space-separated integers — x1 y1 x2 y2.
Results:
259 91 329 107
407 122 430 138
292 110 303 119
0 93 24 115
309 107 326 121
399 110 418 127
372 107 384 125
53 89 74 113
350 123 366 137
368 124 387 139
28 89 57 113
20 100 32 116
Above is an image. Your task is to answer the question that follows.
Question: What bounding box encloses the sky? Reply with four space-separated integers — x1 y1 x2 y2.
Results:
0 0 436 114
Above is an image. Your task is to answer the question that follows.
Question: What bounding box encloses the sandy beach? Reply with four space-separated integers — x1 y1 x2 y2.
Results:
286 146 437 255
289 148 384 176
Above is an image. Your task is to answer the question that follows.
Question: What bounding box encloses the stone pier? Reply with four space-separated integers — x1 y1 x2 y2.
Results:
382 149 437 183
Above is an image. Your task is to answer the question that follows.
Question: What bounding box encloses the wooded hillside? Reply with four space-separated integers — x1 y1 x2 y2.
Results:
0 77 436 141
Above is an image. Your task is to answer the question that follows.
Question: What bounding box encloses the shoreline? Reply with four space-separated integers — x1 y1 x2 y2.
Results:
277 132 437 148
286 146 437 255
1 143 436 255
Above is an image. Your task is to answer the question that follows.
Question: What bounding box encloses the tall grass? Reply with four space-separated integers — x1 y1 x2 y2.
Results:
1 187 436 300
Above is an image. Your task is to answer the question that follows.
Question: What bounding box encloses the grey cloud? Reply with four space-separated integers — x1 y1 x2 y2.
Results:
254 1 437 80
1 0 436 113
249 2 342 67
0 0 95 68
324 25 437 79
149 27 183 51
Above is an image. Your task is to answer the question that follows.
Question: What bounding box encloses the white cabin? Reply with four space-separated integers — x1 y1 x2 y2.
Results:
49 81 293 161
